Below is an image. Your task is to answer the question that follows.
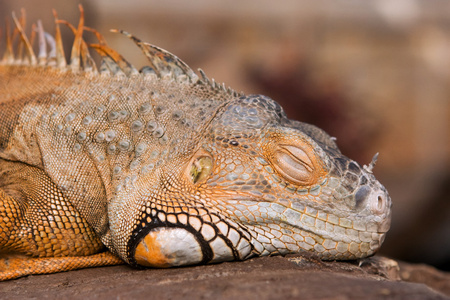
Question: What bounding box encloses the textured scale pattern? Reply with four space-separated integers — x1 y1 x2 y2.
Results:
0 6 391 280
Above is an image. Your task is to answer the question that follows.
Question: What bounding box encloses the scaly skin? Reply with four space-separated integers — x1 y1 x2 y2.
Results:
0 7 391 280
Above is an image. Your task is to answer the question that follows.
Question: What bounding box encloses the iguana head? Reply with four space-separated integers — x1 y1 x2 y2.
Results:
112 92 391 268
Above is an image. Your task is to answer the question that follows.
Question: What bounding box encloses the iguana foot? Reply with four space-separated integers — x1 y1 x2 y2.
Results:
0 252 123 281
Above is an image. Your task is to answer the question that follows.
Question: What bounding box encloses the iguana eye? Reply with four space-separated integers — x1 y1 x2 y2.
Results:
189 156 213 184
272 145 315 185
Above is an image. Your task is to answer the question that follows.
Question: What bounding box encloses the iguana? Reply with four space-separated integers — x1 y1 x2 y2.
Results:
0 6 391 281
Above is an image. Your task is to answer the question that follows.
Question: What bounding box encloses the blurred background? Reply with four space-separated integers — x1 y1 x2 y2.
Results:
1 0 449 271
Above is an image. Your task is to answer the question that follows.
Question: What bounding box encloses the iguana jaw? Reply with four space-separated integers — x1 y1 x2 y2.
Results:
217 175 391 260
125 168 391 268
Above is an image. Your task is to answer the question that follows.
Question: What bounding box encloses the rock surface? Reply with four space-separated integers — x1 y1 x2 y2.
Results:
1 255 449 300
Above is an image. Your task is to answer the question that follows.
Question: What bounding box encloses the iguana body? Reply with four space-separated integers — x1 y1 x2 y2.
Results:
0 7 391 281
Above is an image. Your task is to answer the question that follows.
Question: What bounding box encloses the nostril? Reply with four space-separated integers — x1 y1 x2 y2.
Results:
370 193 388 214
355 186 388 214
377 195 384 210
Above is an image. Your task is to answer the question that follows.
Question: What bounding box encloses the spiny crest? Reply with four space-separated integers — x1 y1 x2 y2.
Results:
0 5 242 97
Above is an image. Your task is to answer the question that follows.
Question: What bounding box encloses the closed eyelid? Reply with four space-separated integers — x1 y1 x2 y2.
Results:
264 137 326 187
279 145 314 171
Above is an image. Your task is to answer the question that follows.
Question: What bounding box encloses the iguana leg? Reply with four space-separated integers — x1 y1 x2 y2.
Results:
0 159 123 281
0 252 122 281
